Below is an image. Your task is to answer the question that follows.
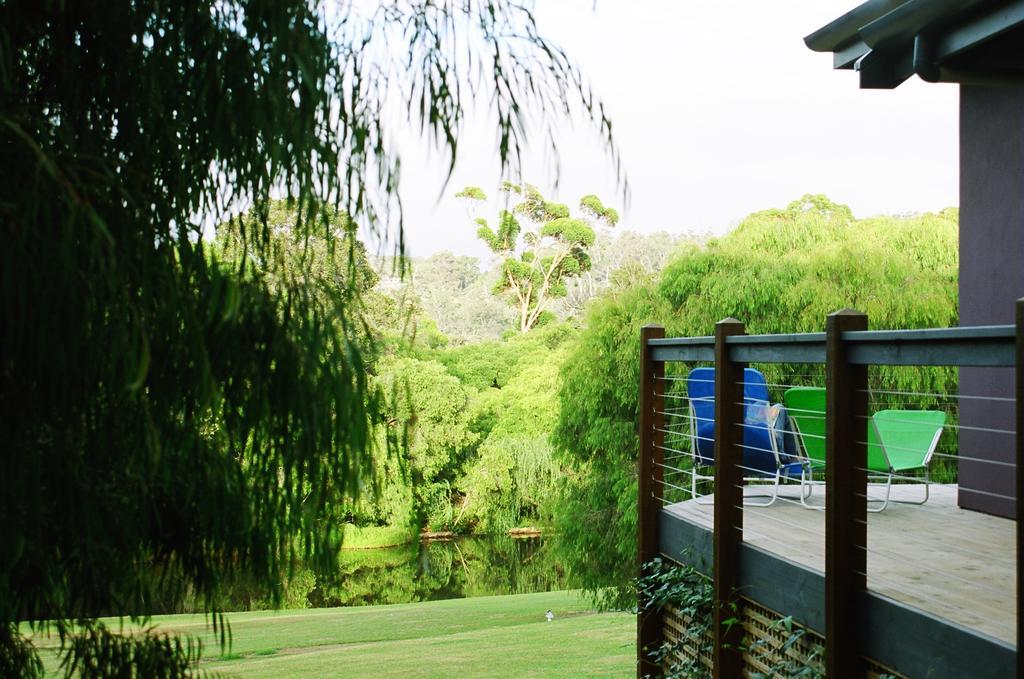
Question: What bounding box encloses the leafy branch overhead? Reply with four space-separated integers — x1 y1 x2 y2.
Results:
458 184 619 332
1 0 621 675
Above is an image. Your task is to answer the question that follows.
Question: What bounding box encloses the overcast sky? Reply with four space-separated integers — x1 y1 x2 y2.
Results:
391 1 959 260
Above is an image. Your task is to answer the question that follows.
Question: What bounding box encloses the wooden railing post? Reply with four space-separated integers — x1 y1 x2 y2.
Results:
825 309 868 678
1016 298 1023 679
713 318 745 679
638 324 665 678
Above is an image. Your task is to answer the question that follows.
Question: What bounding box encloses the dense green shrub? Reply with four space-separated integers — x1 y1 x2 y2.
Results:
373 357 479 532
457 324 577 533
551 283 674 607
658 197 957 335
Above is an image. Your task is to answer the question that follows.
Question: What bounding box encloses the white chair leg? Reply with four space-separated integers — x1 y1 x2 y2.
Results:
800 466 825 510
801 472 814 500
868 471 930 511
891 480 929 505
889 470 930 506
692 467 715 505
867 474 893 513
743 472 782 507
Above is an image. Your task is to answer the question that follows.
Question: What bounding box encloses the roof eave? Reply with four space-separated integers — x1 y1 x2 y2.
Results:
804 0 905 52
807 0 1024 88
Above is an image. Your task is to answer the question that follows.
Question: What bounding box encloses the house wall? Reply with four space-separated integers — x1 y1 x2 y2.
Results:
958 84 1024 518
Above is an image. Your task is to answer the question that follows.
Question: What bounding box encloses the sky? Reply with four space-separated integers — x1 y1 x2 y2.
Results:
391 0 960 260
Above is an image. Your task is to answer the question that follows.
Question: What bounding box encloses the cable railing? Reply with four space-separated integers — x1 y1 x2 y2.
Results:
637 306 1022 679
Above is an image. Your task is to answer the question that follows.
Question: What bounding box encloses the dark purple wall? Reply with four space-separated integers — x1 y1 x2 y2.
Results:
958 84 1024 518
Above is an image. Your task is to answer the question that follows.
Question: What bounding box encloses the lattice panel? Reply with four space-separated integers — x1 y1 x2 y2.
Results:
662 604 713 675
741 598 823 677
661 598 905 678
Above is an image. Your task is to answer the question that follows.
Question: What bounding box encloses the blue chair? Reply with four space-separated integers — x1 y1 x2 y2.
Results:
686 367 805 506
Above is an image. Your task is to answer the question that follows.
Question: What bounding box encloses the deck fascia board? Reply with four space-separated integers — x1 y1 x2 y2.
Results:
658 508 1016 679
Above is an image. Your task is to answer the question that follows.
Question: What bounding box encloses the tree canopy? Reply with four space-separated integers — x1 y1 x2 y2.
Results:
552 197 959 606
0 1 617 674
407 252 515 344
458 183 619 332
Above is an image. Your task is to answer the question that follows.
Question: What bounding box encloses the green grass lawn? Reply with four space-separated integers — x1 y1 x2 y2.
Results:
36 591 635 678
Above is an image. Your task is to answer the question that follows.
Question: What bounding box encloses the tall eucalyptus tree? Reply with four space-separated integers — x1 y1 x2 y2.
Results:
458 183 619 332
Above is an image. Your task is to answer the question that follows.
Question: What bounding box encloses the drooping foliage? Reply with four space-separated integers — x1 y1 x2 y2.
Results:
374 322 577 536
0 0 618 673
553 196 959 606
657 196 957 335
328 277 578 543
458 325 578 533
458 183 619 332
552 285 674 607
375 357 480 531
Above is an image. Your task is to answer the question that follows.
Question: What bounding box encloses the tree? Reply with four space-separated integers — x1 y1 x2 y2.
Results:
0 1 618 674
213 200 379 304
458 324 577 533
551 285 671 609
379 357 480 532
415 252 482 294
409 252 516 343
562 230 708 315
457 183 619 332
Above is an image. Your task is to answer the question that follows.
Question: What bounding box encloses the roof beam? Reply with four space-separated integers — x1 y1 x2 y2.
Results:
855 48 915 88
834 40 871 69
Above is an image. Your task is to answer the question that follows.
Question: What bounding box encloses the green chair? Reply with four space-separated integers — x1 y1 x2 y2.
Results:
781 388 945 512
781 387 827 509
867 409 945 511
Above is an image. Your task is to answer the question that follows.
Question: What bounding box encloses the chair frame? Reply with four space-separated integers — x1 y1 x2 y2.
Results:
687 397 809 507
863 416 943 512
788 408 943 512
778 410 828 510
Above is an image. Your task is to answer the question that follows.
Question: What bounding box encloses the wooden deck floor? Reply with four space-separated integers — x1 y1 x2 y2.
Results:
665 483 1016 644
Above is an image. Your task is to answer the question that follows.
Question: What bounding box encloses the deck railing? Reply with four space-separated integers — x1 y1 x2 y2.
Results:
637 301 1023 679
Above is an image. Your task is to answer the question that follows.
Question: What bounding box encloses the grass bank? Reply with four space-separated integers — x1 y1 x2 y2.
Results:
341 523 419 549
38 591 634 678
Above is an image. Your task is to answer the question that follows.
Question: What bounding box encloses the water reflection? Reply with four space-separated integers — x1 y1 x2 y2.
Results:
309 535 567 608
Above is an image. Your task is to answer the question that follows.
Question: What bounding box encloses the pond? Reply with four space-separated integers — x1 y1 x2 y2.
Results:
307 535 569 608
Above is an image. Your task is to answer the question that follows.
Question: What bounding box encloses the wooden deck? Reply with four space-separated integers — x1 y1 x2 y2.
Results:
665 483 1015 644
